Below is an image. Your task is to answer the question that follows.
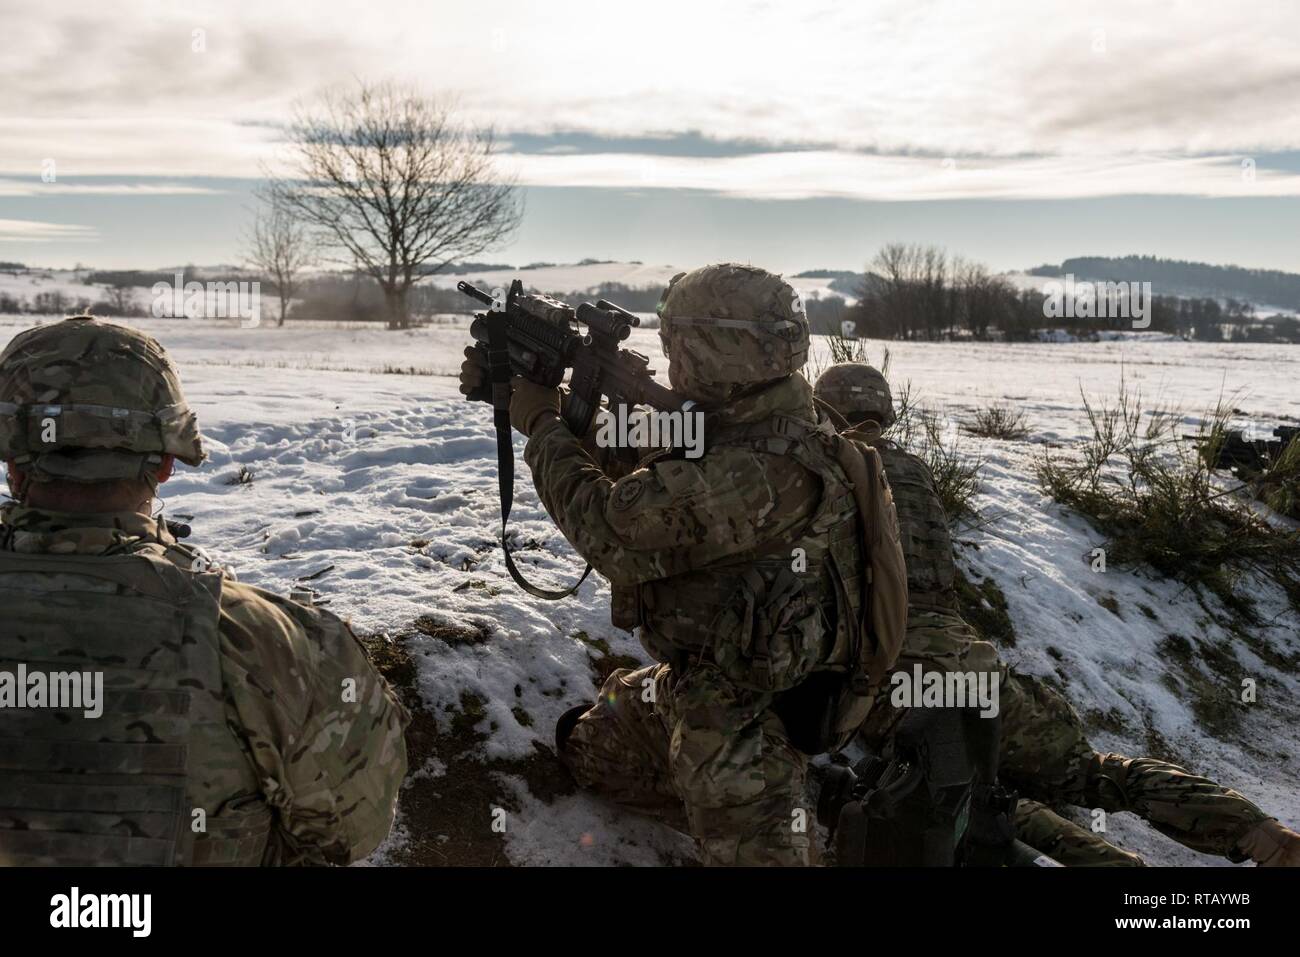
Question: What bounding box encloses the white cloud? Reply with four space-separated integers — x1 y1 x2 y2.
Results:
502 149 1300 201
1 0 1297 198
0 219 98 242
0 118 279 179
0 178 226 197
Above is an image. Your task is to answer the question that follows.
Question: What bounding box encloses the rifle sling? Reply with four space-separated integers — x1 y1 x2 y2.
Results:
487 309 593 601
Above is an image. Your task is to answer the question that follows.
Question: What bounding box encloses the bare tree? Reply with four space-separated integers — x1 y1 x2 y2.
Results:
34 290 68 315
269 81 521 329
952 258 1015 340
870 243 956 340
247 196 315 326
103 281 137 317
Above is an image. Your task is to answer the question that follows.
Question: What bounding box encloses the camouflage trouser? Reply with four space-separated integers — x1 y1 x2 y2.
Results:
1015 799 1142 866
859 611 1270 863
560 662 811 866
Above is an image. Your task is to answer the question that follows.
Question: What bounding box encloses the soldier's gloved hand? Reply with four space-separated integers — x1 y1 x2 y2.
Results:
510 375 561 436
458 346 487 399
1237 819 1300 866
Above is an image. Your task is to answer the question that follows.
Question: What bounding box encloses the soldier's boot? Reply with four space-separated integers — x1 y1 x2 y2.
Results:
1014 798 1144 866
555 704 588 759
1086 753 1274 861
1233 819 1300 867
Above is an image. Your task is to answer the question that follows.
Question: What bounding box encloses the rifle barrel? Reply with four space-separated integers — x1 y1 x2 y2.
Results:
457 281 496 308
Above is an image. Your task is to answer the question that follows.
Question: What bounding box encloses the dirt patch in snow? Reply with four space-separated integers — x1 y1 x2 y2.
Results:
359 630 577 866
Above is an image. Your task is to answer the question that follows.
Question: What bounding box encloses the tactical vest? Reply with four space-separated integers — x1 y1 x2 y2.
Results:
613 414 865 697
0 543 272 866
871 440 959 614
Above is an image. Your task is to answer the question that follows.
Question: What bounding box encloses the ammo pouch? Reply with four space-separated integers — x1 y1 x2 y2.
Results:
709 564 827 695
610 582 641 631
711 562 853 755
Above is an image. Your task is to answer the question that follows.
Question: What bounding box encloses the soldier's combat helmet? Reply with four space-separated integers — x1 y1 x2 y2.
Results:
0 316 204 483
657 263 809 402
814 362 895 428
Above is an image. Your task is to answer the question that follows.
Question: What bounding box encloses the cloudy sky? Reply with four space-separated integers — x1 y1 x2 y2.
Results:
2 0 1299 272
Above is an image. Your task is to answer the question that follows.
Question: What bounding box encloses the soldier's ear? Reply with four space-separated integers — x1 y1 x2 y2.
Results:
155 454 176 484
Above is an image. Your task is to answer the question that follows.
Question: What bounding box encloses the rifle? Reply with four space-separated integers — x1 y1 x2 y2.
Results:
458 279 692 600
817 705 1059 867
1186 425 1300 475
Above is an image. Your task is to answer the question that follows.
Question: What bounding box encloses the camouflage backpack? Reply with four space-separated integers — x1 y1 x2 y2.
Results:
831 423 909 688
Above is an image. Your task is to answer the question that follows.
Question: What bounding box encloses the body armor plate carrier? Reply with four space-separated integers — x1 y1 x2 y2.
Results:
0 547 271 866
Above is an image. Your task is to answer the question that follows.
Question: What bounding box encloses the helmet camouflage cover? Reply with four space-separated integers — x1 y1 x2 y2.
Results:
657 263 809 395
0 316 204 481
814 362 895 428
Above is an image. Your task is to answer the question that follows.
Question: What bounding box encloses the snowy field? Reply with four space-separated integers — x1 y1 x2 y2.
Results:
1 313 1296 867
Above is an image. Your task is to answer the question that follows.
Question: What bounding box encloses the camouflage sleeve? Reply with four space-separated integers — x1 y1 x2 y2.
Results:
523 415 820 587
563 391 639 478
217 584 410 865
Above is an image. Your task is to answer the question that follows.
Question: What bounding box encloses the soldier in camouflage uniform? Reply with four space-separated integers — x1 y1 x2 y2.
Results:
461 265 894 866
814 361 1300 867
0 316 409 866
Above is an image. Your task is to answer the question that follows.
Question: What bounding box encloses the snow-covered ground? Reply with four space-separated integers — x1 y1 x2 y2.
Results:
1 313 1296 866
0 270 113 308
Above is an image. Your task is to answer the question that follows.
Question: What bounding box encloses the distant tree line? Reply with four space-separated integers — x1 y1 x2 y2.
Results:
290 275 666 323
7 245 1297 344
801 244 1049 341
1030 255 1300 312
280 273 454 322
0 269 664 324
801 244 1300 343
0 269 260 320
0 285 151 319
